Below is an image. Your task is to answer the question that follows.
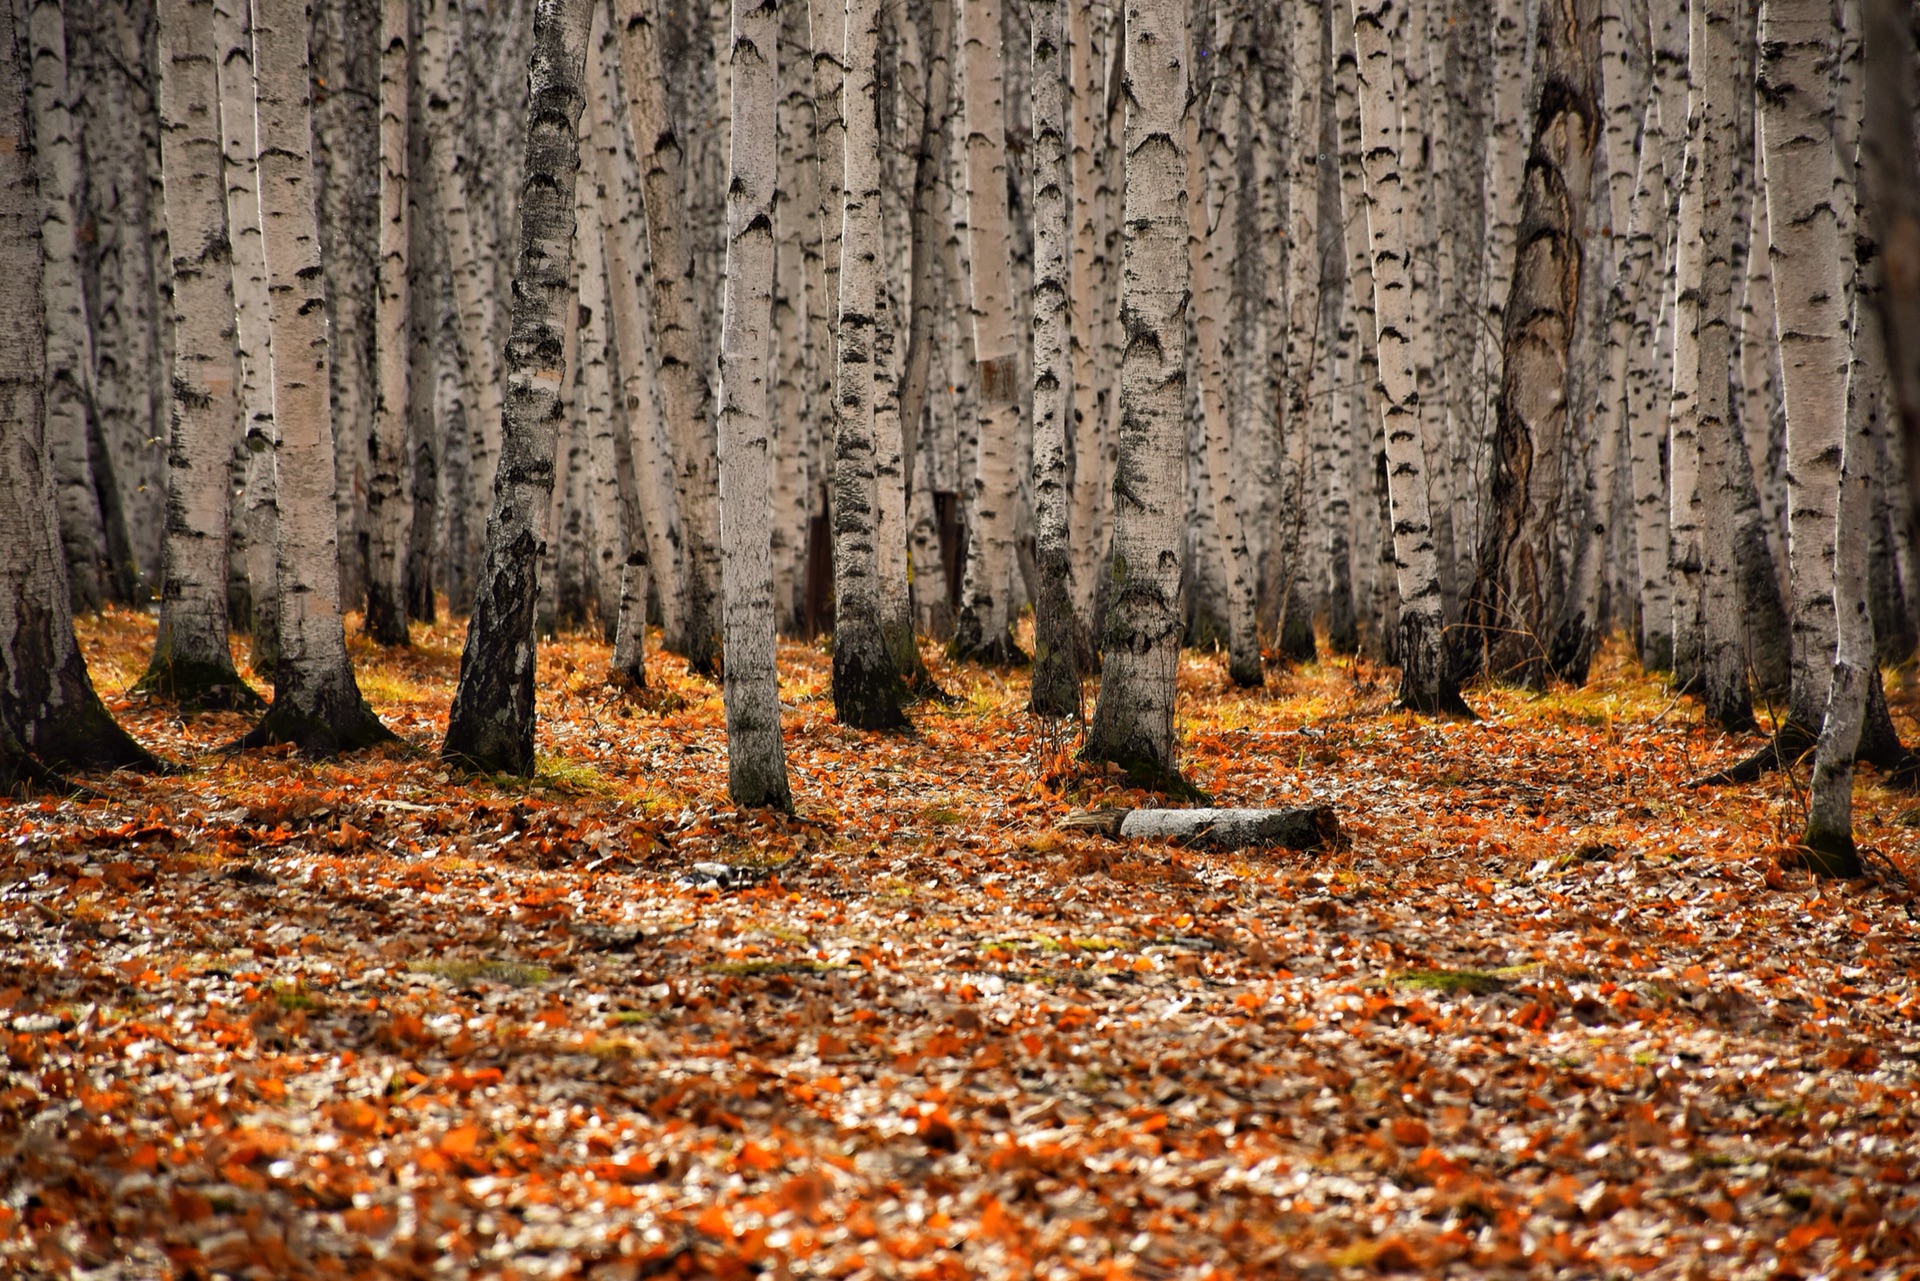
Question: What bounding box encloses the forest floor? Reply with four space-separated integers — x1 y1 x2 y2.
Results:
2 610 1919 1280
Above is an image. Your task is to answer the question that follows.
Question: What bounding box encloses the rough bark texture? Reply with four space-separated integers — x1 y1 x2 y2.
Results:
0 0 153 781
1467 0 1596 690
440 0 593 775
1688 0 1753 731
1759 0 1847 735
1027 0 1081 717
1350 0 1468 715
242 0 393 758
1083 0 1194 793
363 0 413 647
830 0 909 731
616 0 724 676
711 0 793 808
140 0 258 710
416 0 502 607
28 0 109 613
1625 97 1673 669
950 0 1024 665
213 0 280 668
1803 293 1879 879
1058 806 1342 852
1186 46 1259 691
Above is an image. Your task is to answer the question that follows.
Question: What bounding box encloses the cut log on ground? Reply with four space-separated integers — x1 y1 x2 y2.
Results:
1057 807 1342 852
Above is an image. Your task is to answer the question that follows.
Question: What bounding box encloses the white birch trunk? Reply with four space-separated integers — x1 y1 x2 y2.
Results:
363 0 412 647
806 0 844 412
417 0 505 589
712 0 793 807
1803 291 1878 878
1760 0 1848 736
27 0 107 612
615 0 724 674
586 17 684 671
1185 78 1259 689
0 0 150 780
951 0 1023 663
141 0 256 708
829 0 908 729
1666 119 1706 689
1065 0 1109 631
1690 0 1752 729
214 0 279 665
1476 0 1534 448
1625 95 1673 669
243 0 391 755
1350 0 1466 713
1083 0 1193 789
441 0 594 772
1028 0 1081 715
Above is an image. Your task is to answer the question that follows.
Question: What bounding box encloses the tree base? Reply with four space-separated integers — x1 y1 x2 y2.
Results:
948 615 1029 667
1799 821 1864 878
1226 651 1264 689
1276 614 1316 665
833 643 911 732
1079 745 1211 802
1393 679 1478 720
1693 720 1818 786
363 594 412 648
243 693 397 760
134 656 265 713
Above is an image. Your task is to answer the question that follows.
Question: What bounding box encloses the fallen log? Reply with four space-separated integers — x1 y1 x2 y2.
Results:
1056 806 1341 851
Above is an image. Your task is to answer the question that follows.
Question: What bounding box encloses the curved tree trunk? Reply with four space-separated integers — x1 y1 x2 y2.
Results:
614 0 723 675
949 0 1023 664
711 0 793 808
364 0 414 647
27 0 108 613
1465 0 1596 690
440 0 593 773
0 0 153 782
140 0 258 709
830 0 908 730
1028 0 1081 716
1803 291 1880 878
1350 0 1468 715
240 0 393 757
1083 0 1192 792
1760 0 1847 739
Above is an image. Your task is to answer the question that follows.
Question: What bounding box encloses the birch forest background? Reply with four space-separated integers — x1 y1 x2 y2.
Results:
5 0 1920 1274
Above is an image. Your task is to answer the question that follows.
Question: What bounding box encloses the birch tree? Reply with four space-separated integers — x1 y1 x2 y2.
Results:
1350 0 1470 715
441 0 594 774
1688 0 1753 731
1759 0 1848 746
137 0 258 709
950 0 1024 664
1465 0 1597 689
0 0 153 786
711 0 792 808
831 0 910 730
1028 0 1081 716
615 0 724 676
1083 0 1194 791
363 0 413 646
213 0 279 666
239 0 392 756
27 0 108 611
